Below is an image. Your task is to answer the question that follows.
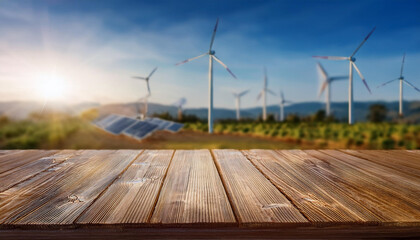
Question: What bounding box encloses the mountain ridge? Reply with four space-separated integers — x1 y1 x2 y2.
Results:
2 100 420 122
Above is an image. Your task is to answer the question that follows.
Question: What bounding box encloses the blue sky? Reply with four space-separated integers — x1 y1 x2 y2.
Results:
0 0 419 108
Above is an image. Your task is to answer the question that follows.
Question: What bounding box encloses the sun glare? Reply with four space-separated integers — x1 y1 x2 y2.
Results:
36 75 66 100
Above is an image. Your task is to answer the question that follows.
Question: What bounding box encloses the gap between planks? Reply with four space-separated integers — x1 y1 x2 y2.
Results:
73 150 145 224
238 150 312 223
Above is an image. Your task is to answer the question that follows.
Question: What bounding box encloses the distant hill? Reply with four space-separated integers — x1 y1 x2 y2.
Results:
0 101 100 119
96 100 420 123
2 100 420 123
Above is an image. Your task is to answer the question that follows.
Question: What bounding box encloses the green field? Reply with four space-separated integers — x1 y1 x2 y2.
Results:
184 121 420 149
0 113 419 150
0 113 299 149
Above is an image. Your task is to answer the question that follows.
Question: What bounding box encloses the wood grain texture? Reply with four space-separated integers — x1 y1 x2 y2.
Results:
242 150 381 223
0 150 140 225
319 150 420 194
212 149 308 226
1 226 420 239
341 150 420 178
77 150 172 224
0 150 76 192
304 150 420 222
1 149 420 230
151 150 236 225
0 150 57 174
388 150 420 160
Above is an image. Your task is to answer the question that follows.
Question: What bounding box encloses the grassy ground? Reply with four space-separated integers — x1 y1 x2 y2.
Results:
0 114 300 149
1 114 419 149
184 121 420 149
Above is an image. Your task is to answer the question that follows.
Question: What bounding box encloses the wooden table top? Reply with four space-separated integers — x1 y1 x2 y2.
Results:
1 149 420 239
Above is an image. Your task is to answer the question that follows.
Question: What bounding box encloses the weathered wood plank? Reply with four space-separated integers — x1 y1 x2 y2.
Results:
151 150 236 225
0 150 58 174
2 226 420 239
0 150 140 225
381 150 420 163
303 150 420 222
0 150 77 192
341 150 420 178
212 149 307 226
242 150 381 223
319 150 420 192
388 150 420 159
0 150 20 156
77 150 172 224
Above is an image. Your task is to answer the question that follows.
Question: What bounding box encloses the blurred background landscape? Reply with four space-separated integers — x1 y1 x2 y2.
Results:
0 0 419 150
1 100 420 149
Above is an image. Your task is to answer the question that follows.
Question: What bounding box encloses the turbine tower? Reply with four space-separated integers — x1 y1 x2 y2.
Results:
173 97 187 121
313 27 375 124
175 18 237 133
377 53 420 116
132 67 157 119
279 91 291 121
232 90 249 121
317 62 347 116
257 68 276 121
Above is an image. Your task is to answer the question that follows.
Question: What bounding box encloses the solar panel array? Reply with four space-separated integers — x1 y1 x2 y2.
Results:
93 114 184 140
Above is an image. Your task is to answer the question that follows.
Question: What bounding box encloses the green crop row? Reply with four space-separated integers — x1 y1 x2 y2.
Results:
183 122 420 149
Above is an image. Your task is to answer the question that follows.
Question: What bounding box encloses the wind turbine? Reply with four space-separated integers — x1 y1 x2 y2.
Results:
175 18 237 134
279 90 291 121
317 62 347 116
257 68 276 121
377 53 420 117
232 90 249 121
135 95 150 120
313 27 375 124
173 97 187 121
132 67 158 119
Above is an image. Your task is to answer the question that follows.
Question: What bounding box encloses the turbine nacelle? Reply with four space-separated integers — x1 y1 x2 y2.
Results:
400 76 405 80
209 50 216 55
350 57 356 62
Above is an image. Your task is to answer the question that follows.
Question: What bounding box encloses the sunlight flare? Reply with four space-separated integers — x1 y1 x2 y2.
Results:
36 74 67 100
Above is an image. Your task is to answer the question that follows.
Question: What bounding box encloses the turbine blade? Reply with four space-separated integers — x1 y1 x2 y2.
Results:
212 55 237 79
400 53 405 77
132 76 146 80
173 97 187 107
350 26 376 57
329 76 348 81
209 18 219 51
376 78 399 88
256 91 262 101
267 89 276 96
403 80 420 92
280 91 284 101
175 53 207 66
319 80 328 97
147 82 151 95
352 62 371 94
238 89 249 97
316 62 328 79
148 67 158 78
312 56 348 60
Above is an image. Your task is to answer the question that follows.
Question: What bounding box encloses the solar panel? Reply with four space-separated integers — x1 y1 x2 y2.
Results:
93 115 183 140
105 117 138 135
146 118 173 130
94 114 121 129
123 121 159 140
166 122 184 132
143 118 183 132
